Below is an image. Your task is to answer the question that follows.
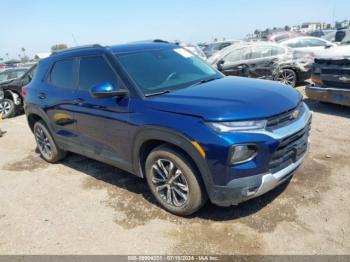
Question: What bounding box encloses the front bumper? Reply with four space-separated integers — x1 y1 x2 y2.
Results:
306 84 350 107
209 103 312 207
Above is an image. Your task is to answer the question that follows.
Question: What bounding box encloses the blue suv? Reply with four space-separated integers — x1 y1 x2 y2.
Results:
24 41 311 216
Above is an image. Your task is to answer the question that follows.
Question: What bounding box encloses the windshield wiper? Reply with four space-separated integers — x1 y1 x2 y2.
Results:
191 77 221 87
145 90 171 97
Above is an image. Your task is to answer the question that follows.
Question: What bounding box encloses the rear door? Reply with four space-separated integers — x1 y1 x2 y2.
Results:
243 45 286 79
73 55 131 169
42 57 79 146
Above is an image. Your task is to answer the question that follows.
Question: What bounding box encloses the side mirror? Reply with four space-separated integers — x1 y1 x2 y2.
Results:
217 59 225 70
90 82 128 99
324 45 332 49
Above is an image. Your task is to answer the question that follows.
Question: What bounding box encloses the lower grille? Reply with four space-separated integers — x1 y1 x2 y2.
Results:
269 120 311 173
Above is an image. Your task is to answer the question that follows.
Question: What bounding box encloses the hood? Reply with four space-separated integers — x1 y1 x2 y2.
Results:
145 77 301 121
314 45 350 60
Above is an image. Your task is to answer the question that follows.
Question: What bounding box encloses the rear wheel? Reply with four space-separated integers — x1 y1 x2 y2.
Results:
145 145 207 216
275 69 297 87
0 99 16 119
33 121 67 163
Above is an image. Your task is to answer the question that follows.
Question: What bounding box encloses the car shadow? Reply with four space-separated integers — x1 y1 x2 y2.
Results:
304 98 350 118
60 153 289 221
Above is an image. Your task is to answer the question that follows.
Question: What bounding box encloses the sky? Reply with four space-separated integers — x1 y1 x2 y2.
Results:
1 0 349 59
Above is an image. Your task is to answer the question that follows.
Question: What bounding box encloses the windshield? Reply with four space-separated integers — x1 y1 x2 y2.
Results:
116 48 220 95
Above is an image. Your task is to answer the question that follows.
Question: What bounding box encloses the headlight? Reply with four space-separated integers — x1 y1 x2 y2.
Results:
206 120 267 132
230 144 258 165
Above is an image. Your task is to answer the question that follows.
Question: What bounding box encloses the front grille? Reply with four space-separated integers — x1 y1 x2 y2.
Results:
268 120 311 173
266 102 304 130
323 80 350 90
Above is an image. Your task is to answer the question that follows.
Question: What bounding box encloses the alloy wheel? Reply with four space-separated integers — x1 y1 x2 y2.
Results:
276 70 296 86
35 126 52 159
0 101 12 118
151 159 189 207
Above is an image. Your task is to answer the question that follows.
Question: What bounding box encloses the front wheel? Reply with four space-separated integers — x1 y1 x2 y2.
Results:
275 69 297 87
33 121 67 163
145 145 207 216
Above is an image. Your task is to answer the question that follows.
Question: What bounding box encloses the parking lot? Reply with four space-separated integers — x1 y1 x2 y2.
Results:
0 86 349 255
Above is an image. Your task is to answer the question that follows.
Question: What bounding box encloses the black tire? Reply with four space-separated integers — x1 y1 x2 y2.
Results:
33 121 67 163
0 99 16 119
275 69 297 87
145 145 207 216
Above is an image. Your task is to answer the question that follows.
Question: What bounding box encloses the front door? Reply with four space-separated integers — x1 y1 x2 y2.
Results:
74 55 131 169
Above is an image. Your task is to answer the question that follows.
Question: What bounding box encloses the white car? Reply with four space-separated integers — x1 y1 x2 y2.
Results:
280 36 336 54
181 44 207 60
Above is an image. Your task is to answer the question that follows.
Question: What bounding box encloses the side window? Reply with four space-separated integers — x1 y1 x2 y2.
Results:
286 40 305 48
271 46 285 56
78 56 118 91
50 59 75 88
224 48 245 63
305 39 328 47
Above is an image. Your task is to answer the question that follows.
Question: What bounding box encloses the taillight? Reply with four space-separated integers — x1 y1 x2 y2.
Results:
21 86 29 97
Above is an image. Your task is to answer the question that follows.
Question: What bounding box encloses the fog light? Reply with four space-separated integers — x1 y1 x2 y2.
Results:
230 145 257 165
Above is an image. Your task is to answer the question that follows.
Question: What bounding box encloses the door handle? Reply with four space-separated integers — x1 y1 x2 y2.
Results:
38 93 46 99
73 98 84 106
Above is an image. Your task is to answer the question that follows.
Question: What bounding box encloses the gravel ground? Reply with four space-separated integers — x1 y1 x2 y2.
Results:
0 86 349 255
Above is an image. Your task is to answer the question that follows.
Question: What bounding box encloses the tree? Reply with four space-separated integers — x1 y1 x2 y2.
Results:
254 29 260 35
51 44 68 52
5 53 9 60
284 25 291 31
213 38 218 42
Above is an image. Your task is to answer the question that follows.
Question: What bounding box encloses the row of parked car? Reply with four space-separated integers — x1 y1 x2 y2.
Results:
198 29 350 106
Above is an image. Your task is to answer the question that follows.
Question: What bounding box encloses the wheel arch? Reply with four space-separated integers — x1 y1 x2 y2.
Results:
275 66 299 81
26 106 53 133
132 127 214 192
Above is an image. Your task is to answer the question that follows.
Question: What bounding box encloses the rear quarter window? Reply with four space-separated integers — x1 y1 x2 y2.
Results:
49 58 75 88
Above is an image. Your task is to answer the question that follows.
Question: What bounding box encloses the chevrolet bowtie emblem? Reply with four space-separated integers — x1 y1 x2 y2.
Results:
339 76 350 82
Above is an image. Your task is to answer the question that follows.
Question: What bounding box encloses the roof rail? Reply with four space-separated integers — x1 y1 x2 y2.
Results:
50 44 104 56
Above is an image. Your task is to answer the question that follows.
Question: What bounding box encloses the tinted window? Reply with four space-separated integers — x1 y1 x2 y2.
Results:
78 56 118 91
50 59 75 88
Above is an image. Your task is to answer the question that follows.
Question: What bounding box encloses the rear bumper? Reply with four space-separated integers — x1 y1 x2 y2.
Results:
210 152 306 206
305 84 350 107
